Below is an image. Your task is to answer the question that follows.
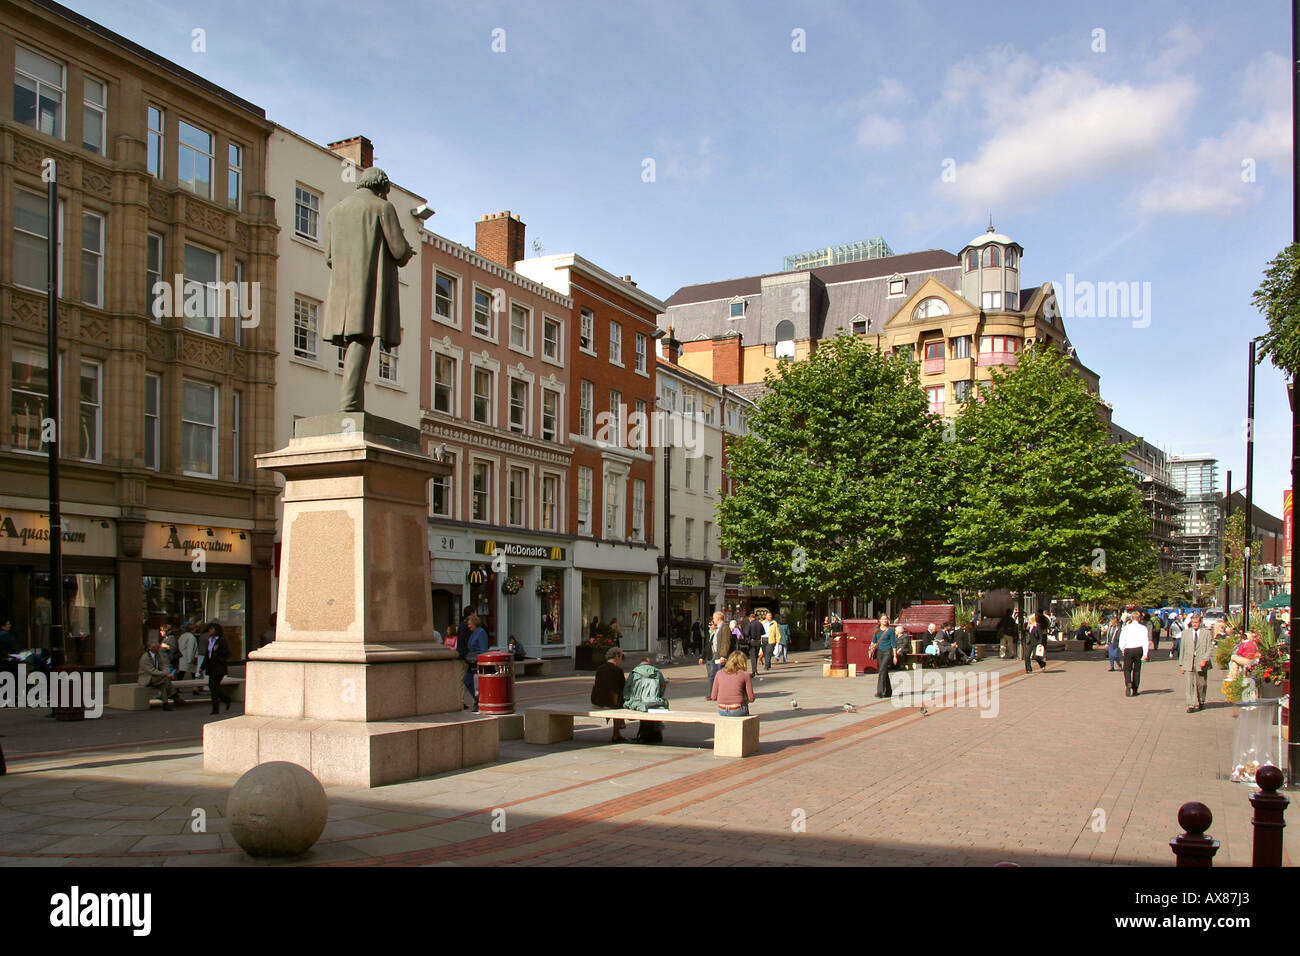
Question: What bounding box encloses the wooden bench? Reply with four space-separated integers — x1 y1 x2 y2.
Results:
524 706 759 757
107 677 245 711
517 658 552 677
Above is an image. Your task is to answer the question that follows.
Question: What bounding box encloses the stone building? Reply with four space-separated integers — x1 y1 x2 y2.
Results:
1110 422 1183 574
0 0 276 675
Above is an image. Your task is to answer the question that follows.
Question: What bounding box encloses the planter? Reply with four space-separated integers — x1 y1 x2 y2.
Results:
574 645 601 672
1259 681 1284 700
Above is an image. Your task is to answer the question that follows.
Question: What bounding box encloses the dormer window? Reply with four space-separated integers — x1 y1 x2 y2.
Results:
851 313 868 335
982 246 1002 268
729 298 745 318
888 274 905 296
912 297 950 320
774 319 795 359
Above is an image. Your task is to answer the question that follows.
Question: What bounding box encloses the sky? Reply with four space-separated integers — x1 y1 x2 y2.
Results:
67 0 1295 512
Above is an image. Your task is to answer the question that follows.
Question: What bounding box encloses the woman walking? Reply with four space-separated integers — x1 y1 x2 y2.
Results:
1024 612 1047 673
202 621 232 713
870 614 899 698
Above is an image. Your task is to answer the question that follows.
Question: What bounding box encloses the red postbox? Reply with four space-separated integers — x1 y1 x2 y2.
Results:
476 651 515 715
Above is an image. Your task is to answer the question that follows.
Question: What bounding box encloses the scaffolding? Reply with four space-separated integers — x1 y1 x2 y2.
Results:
782 236 894 271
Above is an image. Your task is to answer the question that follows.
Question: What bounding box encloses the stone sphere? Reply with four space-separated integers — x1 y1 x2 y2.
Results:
228 761 328 857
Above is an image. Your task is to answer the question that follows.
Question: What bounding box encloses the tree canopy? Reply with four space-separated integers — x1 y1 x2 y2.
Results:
1254 242 1300 376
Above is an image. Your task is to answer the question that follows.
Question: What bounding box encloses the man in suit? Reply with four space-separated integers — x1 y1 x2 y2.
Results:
138 636 181 710
744 613 766 674
1179 613 1214 712
202 622 232 714
699 612 730 699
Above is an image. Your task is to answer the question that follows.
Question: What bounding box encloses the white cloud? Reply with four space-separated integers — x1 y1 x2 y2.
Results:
937 66 1197 217
657 136 718 183
857 114 904 150
870 77 912 107
1147 21 1204 75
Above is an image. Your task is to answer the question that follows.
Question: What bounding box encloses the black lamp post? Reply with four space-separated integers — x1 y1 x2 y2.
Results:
1290 0 1300 787
45 161 64 666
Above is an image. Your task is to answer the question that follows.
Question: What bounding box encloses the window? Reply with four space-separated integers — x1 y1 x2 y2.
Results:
232 391 241 481
632 479 646 541
926 385 945 416
378 343 398 382
82 77 106 154
1006 248 1018 270
981 290 1003 310
473 288 493 337
144 374 161 470
635 333 647 373
10 347 51 453
472 367 493 424
608 389 622 444
14 189 60 291
604 472 624 539
912 297 950 320
953 379 973 404
923 340 945 375
541 474 559 531
684 456 693 490
684 518 694 556
510 304 530 351
177 120 213 199
471 461 492 522
81 212 104 307
147 233 164 321
704 520 713 557
978 335 1021 367
851 317 868 335
774 320 795 359
542 316 561 360
232 263 244 345
702 402 714 425
893 344 915 363
609 322 623 365
227 143 242 210
433 354 456 414
434 272 456 322
78 361 101 461
704 456 713 495
183 243 220 336
508 467 527 526
888 276 905 296
293 296 319 359
660 382 678 412
431 454 454 517
14 46 64 137
579 380 593 437
952 335 972 359
579 309 595 353
577 466 593 535
541 388 559 442
965 249 978 272
294 185 320 241
633 399 647 450
182 380 217 477
509 378 528 433
982 246 1002 268
337 346 345 370
729 300 744 318
146 105 164 177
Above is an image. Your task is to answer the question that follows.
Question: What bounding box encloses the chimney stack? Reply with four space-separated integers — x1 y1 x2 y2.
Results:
327 135 374 170
664 327 681 365
710 331 743 384
475 211 526 269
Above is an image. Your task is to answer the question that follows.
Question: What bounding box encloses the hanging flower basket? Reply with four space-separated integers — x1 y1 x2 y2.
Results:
536 579 559 598
501 575 523 596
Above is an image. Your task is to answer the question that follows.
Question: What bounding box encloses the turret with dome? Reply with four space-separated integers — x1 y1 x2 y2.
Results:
959 220 1024 312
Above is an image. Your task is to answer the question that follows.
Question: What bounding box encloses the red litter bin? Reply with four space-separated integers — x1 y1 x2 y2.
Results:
477 651 515 715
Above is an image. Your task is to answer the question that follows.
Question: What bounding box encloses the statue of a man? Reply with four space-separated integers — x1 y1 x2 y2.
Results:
323 167 415 412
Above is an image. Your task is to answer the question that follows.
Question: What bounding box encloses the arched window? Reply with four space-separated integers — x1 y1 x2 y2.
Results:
774 320 795 359
912 297 950 320
1006 248 1018 270
982 246 1001 268
965 249 978 272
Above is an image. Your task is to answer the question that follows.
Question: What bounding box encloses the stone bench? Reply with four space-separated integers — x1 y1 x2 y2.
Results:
524 706 759 757
517 658 552 677
108 677 246 711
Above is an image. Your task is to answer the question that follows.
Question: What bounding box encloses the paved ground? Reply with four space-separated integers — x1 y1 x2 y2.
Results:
0 647 1292 866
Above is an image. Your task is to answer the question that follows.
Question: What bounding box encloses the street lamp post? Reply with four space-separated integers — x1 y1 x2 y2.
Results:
1245 340 1257 621
1289 0 1300 787
45 161 65 666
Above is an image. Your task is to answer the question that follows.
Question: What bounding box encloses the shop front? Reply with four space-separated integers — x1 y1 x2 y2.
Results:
575 541 658 655
140 522 253 660
667 563 711 651
0 507 118 668
430 527 573 656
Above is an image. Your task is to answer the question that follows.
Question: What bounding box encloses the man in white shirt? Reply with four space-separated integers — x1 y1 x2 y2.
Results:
1118 611 1152 697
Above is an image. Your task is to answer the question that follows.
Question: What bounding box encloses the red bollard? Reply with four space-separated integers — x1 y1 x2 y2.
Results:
1250 765 1289 867
1170 802 1219 867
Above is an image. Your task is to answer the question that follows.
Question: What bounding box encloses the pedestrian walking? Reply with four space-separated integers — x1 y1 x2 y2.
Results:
1179 613 1213 712
776 616 790 663
1167 611 1184 660
177 625 198 681
744 613 766 674
699 612 731 699
202 621 232 714
1104 615 1121 671
763 609 779 670
1024 613 1047 673
1119 611 1151 697
463 613 489 709
870 614 899 698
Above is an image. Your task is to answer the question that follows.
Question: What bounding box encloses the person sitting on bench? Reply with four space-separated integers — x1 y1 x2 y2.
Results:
138 636 182 710
591 647 627 742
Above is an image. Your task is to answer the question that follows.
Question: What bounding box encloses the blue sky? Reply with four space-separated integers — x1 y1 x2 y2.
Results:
70 0 1295 513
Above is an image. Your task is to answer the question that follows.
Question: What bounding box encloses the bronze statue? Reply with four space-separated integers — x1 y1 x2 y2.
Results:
323 167 415 412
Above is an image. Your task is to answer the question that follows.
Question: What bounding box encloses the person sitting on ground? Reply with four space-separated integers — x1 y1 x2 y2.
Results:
624 657 669 743
138 635 182 710
709 650 756 716
0 619 21 657
591 646 627 742
507 634 527 660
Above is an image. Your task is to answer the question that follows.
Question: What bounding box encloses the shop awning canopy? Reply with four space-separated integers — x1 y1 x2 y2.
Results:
1260 592 1290 609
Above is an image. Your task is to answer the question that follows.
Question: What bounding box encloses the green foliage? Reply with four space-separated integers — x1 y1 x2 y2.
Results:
1254 242 1300 376
1214 634 1235 670
1201 512 1262 602
1068 604 1103 632
938 346 1156 601
717 335 953 601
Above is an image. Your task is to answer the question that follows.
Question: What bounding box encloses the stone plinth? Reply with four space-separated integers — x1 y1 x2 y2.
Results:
204 414 498 787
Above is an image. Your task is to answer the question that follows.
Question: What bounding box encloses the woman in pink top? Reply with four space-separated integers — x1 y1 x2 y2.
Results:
709 651 756 716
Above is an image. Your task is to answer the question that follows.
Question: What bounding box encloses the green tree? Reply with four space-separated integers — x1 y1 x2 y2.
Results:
1201 511 1261 604
938 346 1155 637
1254 242 1300 375
717 335 952 602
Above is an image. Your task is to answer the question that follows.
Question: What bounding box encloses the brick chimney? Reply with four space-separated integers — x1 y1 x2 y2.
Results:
327 135 374 170
711 331 743 385
476 211 526 269
663 327 681 365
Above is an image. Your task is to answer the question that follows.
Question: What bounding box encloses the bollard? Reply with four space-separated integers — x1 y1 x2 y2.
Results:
1170 802 1219 867
1249 765 1289 867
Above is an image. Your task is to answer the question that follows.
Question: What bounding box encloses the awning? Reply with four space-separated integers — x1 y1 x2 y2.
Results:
1260 592 1290 609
